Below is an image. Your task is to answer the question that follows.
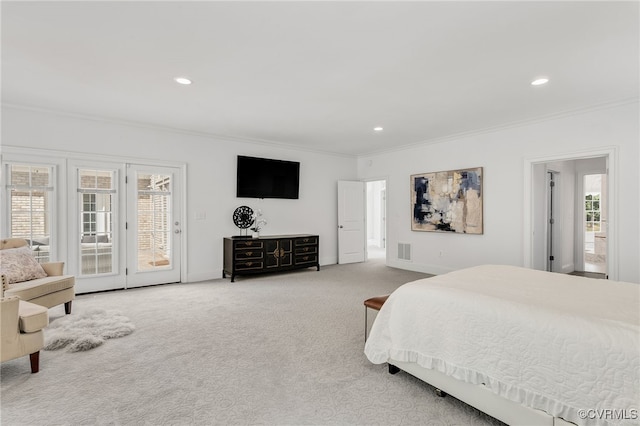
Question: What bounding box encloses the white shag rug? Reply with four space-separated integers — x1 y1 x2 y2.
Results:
44 308 135 352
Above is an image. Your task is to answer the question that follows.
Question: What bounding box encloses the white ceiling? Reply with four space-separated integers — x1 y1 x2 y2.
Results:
2 1 638 156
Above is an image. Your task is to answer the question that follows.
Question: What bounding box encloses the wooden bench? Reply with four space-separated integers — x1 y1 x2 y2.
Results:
363 294 389 341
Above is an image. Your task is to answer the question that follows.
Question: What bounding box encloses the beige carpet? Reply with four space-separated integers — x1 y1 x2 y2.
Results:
1 259 504 425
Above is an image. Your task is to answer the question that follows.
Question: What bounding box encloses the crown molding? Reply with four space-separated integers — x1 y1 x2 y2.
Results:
4 97 636 161
1 103 357 159
357 97 639 159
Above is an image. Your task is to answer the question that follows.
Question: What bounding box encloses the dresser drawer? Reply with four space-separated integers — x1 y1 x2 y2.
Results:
295 236 318 246
295 254 318 265
234 240 264 250
294 246 317 255
234 260 264 271
235 249 263 260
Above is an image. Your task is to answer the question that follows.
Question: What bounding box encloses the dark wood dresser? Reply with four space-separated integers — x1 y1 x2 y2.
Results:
223 234 319 282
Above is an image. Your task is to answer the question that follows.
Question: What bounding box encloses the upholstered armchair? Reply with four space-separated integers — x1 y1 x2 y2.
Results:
0 295 49 372
0 238 75 314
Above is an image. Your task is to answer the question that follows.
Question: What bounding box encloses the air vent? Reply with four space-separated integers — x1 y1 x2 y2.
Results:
398 243 411 261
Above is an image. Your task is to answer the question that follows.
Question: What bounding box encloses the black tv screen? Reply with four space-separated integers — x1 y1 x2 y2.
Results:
236 156 300 199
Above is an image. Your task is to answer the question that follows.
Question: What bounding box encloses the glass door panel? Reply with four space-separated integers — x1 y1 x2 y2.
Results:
136 174 171 270
126 165 181 287
78 170 115 276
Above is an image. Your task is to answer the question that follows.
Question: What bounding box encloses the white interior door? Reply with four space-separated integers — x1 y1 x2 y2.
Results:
338 180 365 264
126 164 181 287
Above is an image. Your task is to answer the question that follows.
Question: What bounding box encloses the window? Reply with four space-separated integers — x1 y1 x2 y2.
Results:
585 193 601 232
83 193 97 235
4 164 54 262
78 169 115 275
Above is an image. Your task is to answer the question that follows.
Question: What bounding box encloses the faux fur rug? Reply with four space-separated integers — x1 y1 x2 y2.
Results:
44 308 135 352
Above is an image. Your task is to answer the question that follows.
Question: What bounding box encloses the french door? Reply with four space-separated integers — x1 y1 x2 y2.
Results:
72 162 182 293
72 164 123 293
125 164 181 288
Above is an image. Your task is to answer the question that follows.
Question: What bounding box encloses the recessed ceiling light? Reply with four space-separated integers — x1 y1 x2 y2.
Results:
531 78 549 86
174 77 192 85
373 127 384 132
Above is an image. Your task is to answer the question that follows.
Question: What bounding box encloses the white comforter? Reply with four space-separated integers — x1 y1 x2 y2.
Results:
364 265 639 426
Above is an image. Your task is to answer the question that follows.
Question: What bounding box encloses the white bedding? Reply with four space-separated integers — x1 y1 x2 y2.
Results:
364 265 640 426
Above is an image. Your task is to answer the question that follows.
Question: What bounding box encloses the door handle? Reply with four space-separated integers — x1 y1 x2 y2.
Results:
338 225 344 229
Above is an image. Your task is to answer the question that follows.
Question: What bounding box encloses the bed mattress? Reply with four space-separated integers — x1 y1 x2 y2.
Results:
364 265 639 426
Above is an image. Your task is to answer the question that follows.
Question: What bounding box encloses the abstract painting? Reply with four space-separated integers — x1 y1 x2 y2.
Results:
411 167 483 234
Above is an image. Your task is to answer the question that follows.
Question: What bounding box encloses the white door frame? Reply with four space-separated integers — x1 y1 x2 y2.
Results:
523 147 618 280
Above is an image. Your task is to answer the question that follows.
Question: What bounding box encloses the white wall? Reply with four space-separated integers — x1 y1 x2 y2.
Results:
1 106 357 282
357 101 640 283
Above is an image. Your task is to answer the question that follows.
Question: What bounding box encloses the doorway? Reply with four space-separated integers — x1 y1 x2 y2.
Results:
366 180 386 260
525 149 614 279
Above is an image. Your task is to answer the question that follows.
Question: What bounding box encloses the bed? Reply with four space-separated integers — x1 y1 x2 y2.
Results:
364 265 639 426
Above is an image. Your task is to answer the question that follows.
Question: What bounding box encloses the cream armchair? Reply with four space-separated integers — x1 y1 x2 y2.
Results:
0 238 75 314
0 295 49 373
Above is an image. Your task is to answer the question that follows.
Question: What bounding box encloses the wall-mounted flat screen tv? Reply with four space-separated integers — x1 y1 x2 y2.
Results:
236 155 300 199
